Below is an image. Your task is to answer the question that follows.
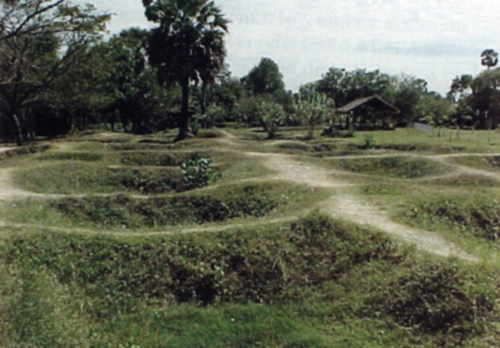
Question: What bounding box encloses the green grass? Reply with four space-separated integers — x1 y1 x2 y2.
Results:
397 192 500 242
14 163 182 194
0 144 50 160
324 155 453 179
4 128 500 347
37 152 104 162
2 182 327 230
448 155 500 171
1 214 498 347
119 150 208 166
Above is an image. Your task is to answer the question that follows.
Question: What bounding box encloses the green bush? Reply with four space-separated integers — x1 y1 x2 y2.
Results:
360 134 377 149
258 101 286 139
181 156 220 190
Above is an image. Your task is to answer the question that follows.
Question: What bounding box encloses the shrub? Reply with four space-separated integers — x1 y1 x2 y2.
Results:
258 101 286 139
360 134 377 149
181 156 220 190
293 93 334 138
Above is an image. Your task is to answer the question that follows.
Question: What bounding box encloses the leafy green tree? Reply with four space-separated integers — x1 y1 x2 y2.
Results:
382 75 428 125
242 58 285 96
481 49 499 70
416 92 453 136
294 91 334 138
257 101 286 139
143 0 228 142
103 28 167 134
193 64 244 124
447 75 473 102
317 68 389 108
0 0 109 145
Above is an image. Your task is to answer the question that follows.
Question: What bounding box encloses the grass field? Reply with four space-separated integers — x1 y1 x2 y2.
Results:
2 127 500 347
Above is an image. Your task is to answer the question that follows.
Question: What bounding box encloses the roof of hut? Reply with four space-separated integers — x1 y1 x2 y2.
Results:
337 96 400 114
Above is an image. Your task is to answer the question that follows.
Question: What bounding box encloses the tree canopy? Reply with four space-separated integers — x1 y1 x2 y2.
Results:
143 0 228 141
0 0 109 145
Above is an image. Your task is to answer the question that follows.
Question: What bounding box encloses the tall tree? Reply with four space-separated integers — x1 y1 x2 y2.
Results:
0 0 109 145
241 58 285 97
143 0 228 142
481 49 499 70
382 74 428 125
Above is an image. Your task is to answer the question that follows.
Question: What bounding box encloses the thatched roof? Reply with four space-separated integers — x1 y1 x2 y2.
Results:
337 96 400 114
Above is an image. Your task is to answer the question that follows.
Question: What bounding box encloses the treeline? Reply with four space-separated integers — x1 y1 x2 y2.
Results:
0 1 498 145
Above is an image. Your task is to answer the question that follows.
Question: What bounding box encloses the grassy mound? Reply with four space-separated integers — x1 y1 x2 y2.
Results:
450 155 500 171
0 144 50 161
110 143 165 151
421 173 499 187
37 152 104 162
120 151 207 166
0 214 497 347
4 182 312 229
326 156 453 179
15 163 182 194
399 193 500 241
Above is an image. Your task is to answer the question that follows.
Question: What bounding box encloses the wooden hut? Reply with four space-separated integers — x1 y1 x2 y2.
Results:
336 96 400 130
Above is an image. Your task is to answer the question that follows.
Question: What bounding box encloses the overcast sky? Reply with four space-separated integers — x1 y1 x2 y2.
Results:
84 0 500 95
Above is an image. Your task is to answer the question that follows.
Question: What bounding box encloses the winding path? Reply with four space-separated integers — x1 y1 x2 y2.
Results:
251 152 477 261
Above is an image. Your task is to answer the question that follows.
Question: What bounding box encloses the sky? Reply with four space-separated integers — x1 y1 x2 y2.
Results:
82 0 500 96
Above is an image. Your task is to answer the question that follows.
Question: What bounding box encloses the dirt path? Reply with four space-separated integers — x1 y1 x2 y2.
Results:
0 216 297 237
253 152 476 261
0 147 16 154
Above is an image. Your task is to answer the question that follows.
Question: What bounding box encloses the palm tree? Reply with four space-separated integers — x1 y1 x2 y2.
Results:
143 0 228 141
481 49 499 70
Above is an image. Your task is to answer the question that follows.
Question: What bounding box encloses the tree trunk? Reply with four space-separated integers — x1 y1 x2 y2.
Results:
11 113 24 146
478 110 487 130
201 81 207 115
491 93 500 130
174 78 193 142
